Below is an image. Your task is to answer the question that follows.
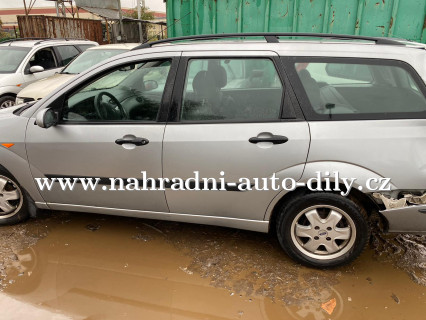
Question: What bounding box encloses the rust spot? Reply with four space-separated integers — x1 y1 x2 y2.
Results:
423 16 426 30
319 13 322 17
389 16 394 29
376 2 380 5
382 0 385 4
355 19 360 28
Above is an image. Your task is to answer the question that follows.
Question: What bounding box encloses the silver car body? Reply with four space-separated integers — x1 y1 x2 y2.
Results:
1 40 426 233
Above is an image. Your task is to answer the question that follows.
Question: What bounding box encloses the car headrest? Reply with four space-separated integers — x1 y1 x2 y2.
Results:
192 66 227 93
210 65 227 88
193 70 213 94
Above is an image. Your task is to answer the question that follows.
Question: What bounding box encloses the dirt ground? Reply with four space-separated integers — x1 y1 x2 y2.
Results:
0 211 424 320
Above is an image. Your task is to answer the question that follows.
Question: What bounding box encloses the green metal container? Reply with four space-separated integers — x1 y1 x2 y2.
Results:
165 0 426 43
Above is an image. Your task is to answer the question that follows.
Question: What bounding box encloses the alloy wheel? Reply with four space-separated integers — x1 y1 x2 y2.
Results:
0 176 23 219
290 205 356 260
0 100 15 109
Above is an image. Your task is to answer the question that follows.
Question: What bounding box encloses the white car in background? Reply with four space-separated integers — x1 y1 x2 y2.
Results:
16 43 139 104
0 38 97 108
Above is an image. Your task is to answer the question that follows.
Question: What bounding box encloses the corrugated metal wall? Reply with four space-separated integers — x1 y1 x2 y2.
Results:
17 15 105 44
166 0 426 43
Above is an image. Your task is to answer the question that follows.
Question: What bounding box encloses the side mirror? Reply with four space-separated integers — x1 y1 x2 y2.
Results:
36 109 59 128
144 80 158 91
29 66 45 74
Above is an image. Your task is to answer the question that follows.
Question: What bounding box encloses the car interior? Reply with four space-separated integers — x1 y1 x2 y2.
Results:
27 47 57 71
62 60 171 122
181 59 283 121
297 62 426 115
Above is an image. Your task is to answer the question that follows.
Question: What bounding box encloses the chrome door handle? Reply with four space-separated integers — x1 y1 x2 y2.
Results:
249 135 288 145
115 137 149 146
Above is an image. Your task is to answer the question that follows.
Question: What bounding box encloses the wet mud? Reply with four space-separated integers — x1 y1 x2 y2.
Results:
0 211 424 320
370 214 426 286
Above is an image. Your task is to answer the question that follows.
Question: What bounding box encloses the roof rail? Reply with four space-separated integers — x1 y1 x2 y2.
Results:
0 37 50 44
33 38 89 45
132 32 405 50
0 37 91 46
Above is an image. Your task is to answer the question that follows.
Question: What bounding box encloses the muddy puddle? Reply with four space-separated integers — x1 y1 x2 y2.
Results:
0 211 425 320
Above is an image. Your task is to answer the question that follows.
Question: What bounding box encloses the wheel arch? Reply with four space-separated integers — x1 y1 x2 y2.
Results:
0 92 17 98
0 150 45 206
267 183 380 234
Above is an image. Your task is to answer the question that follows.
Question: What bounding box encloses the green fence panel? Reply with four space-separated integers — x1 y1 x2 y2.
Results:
166 0 426 43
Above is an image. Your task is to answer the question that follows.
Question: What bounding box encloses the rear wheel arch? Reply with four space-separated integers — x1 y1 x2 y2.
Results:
268 183 378 234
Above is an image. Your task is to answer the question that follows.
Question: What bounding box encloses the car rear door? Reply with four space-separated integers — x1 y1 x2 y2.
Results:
162 51 310 225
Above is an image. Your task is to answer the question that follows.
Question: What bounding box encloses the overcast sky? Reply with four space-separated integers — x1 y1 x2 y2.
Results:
0 0 166 12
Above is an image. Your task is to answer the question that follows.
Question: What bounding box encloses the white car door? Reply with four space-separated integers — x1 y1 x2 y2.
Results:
21 46 62 88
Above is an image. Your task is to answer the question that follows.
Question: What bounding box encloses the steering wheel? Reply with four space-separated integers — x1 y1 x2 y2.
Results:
94 92 127 120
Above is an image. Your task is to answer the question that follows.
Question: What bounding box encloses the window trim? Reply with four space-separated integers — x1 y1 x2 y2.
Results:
282 56 426 121
53 45 81 67
53 56 179 125
169 55 294 124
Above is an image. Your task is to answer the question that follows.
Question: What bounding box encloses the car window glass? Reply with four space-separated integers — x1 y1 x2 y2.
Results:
62 59 171 122
56 45 80 66
26 47 57 71
295 61 426 116
181 58 283 121
62 49 128 74
0 47 31 73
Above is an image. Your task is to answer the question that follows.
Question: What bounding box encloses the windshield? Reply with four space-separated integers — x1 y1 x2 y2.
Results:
62 49 128 74
0 46 31 73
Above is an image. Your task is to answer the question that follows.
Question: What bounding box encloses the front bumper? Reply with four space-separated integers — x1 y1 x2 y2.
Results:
381 204 426 234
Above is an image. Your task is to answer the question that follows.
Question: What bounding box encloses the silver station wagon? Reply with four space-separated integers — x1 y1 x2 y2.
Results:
1 33 426 267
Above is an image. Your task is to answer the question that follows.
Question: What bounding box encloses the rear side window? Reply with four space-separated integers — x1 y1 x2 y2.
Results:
181 58 283 121
289 58 426 120
56 45 80 66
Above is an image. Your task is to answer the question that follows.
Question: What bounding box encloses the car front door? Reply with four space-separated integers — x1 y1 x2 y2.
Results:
26 52 179 214
21 46 62 88
162 51 310 225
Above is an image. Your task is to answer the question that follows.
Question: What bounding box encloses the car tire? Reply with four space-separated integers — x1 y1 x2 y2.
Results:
0 95 16 109
276 192 369 268
0 170 30 226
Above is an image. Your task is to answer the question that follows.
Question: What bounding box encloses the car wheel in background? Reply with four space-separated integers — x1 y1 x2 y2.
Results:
276 192 369 268
0 96 16 109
